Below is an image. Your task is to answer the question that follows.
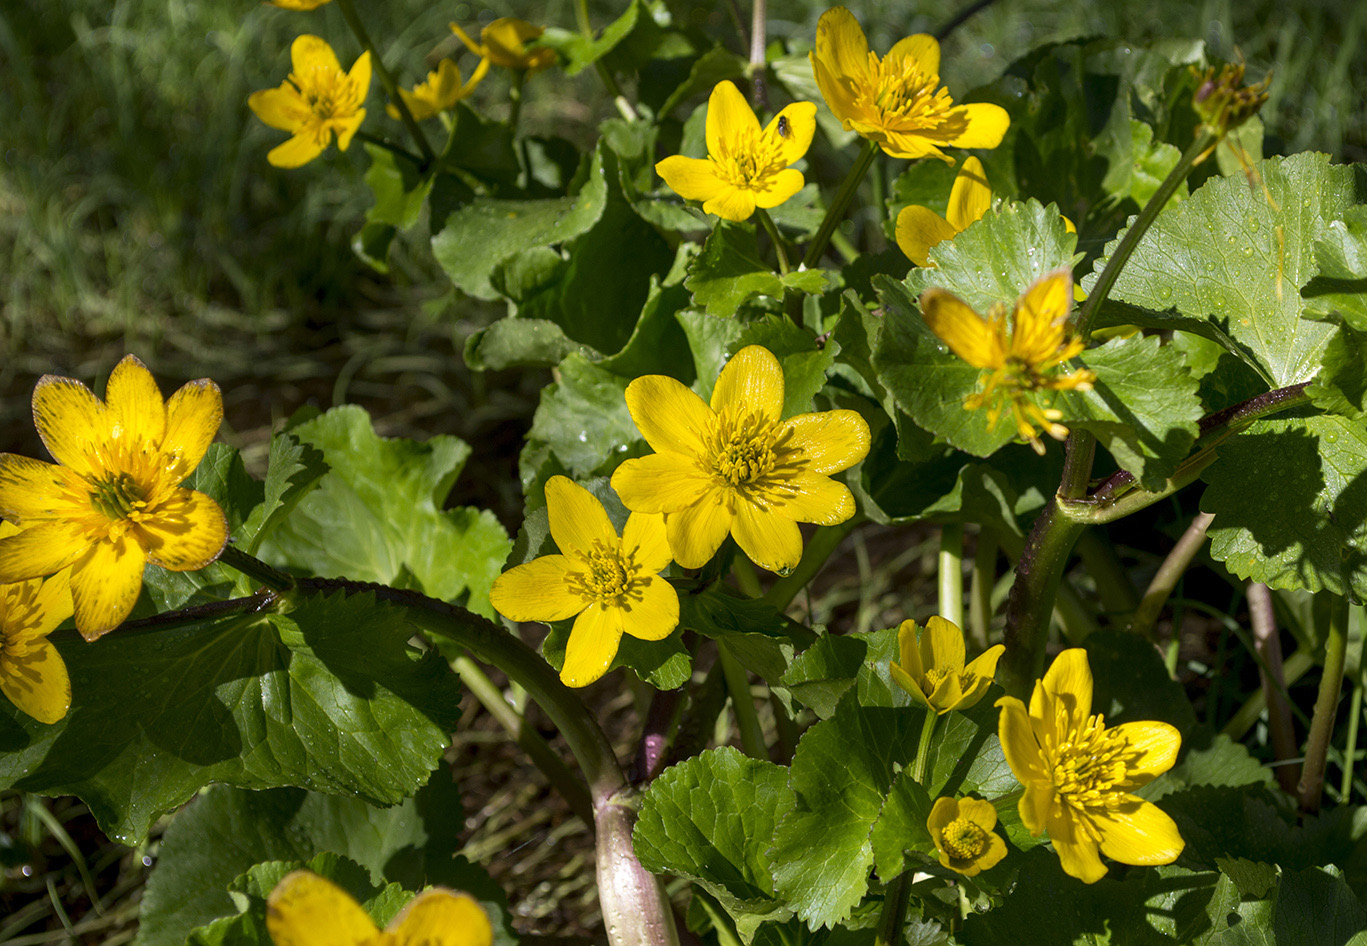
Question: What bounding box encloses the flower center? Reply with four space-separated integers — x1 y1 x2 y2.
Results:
88 472 148 522
713 129 785 191
922 666 973 695
868 53 955 128
1050 713 1134 811
709 408 794 489
293 69 353 123
939 817 988 860
566 541 638 604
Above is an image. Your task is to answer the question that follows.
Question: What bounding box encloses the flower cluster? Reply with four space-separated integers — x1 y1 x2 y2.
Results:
890 615 1003 715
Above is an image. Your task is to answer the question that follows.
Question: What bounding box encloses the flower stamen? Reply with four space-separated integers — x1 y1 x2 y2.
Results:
88 472 149 521
940 817 989 860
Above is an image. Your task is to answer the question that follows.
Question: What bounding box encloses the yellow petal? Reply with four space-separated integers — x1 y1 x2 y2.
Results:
69 534 146 639
768 472 856 526
996 695 1048 792
753 168 806 210
561 603 623 687
1011 268 1073 364
31 375 107 476
0 455 90 522
705 81 760 159
611 453 713 516
388 889 493 946
134 489 228 571
710 345 784 420
1 636 71 725
920 614 966 674
622 512 671 574
1041 647 1093 732
620 574 678 641
877 129 951 163
702 187 757 223
946 156 991 232
163 379 223 482
889 661 933 710
1094 797 1185 866
1020 780 1054 836
449 22 485 58
940 102 1011 150
0 521 91 584
920 288 1006 369
266 871 378 946
780 410 871 475
655 155 725 203
249 85 312 132
346 51 372 110
268 132 329 169
896 619 927 682
1046 809 1108 884
489 556 581 622
1111 720 1182 784
482 17 544 69
545 476 617 557
291 34 343 78
926 795 959 836
731 500 802 574
809 52 859 130
973 832 1008 874
962 643 1004 682
624 374 714 457
104 355 167 454
895 206 956 267
926 669 963 713
28 568 74 637
885 33 940 80
334 110 365 152
664 489 734 569
812 6 871 124
955 796 999 832
763 101 818 167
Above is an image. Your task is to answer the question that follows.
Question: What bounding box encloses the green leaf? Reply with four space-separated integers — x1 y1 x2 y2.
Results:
1199 413 1367 599
1303 204 1367 329
1274 866 1367 946
540 619 693 690
779 631 867 719
680 588 815 686
1096 153 1367 387
462 317 597 372
634 746 797 942
541 0 641 76
1142 731 1275 802
521 354 641 483
1306 320 1367 421
867 770 934 883
0 590 461 845
1061 333 1204 489
596 277 697 382
657 45 747 119
354 144 433 273
685 221 829 318
442 102 518 188
240 432 329 555
260 406 509 615
1083 629 1197 734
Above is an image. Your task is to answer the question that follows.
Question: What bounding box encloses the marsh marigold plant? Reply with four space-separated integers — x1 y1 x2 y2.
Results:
266 870 493 946
490 476 678 687
997 648 1185 883
0 355 228 639
387 58 488 122
810 6 1009 161
612 346 870 574
248 34 371 168
920 267 1095 453
0 524 74 725
927 795 1008 877
890 616 1003 714
450 17 555 73
655 80 817 223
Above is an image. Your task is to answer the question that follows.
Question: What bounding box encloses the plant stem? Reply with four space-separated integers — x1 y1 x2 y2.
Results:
354 131 424 168
756 208 791 275
334 0 434 165
748 0 767 109
939 523 964 628
873 872 911 946
1129 512 1215 641
1075 530 1139 619
803 139 880 269
718 640 767 759
969 528 997 649
764 516 863 610
1075 129 1217 340
596 795 682 946
453 656 595 824
911 707 938 784
1247 582 1299 794
1222 647 1315 741
632 686 685 785
732 555 764 597
1342 677 1362 803
1300 595 1350 813
218 545 295 592
508 69 525 134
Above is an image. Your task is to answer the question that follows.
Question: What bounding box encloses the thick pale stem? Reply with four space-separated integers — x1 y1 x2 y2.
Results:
334 0 434 164
1247 583 1299 794
939 523 964 629
1342 678 1363 802
969 528 997 649
803 140 879 269
1300 596 1350 813
1129 512 1215 641
596 794 682 946
748 0 767 109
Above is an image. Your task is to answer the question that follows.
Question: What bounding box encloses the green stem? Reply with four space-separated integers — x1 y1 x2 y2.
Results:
911 706 938 784
1248 581 1299 795
756 208 791 275
334 0 434 165
1223 647 1316 740
353 130 423 168
1129 511 1215 641
218 545 295 592
572 0 638 122
453 656 594 825
968 528 997 650
748 0 768 109
764 516 863 611
1075 129 1217 340
508 69 525 134
803 139 880 269
938 522 964 629
1342 676 1362 803
719 640 767 759
1075 530 1139 619
873 872 911 946
1299 595 1350 813
732 556 764 597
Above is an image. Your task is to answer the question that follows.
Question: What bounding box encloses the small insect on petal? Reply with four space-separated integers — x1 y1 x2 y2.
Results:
777 115 791 138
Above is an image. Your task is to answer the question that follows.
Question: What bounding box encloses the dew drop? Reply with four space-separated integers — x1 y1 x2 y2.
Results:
1159 287 1172 300
1246 216 1260 233
576 431 589 442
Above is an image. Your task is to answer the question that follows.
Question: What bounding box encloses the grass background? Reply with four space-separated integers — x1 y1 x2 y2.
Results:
0 0 1363 942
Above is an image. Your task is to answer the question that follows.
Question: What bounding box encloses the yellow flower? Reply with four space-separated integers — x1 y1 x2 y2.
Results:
654 81 817 223
0 525 74 725
386 58 489 122
889 616 1003 714
895 158 1077 267
611 346 871 574
266 869 493 946
248 35 371 168
0 355 228 640
489 476 678 687
920 267 1095 454
809 7 1009 161
267 0 331 9
996 648 1184 884
927 796 1008 877
450 18 556 73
